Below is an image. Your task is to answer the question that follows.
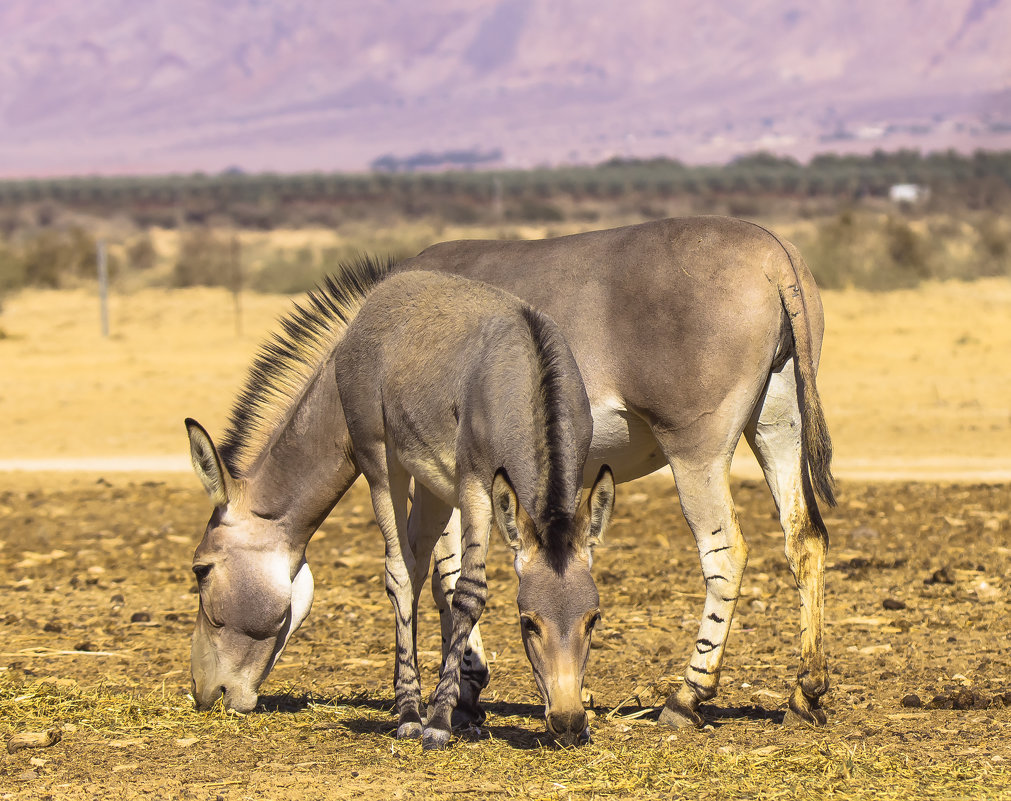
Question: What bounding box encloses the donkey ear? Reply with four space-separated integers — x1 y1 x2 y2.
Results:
491 469 537 554
578 465 615 550
185 418 234 509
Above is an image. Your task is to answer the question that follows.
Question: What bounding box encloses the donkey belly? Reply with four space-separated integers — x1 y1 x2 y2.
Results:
584 402 665 486
398 448 459 509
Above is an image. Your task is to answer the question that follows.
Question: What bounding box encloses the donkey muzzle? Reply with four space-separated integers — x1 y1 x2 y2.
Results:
546 709 590 746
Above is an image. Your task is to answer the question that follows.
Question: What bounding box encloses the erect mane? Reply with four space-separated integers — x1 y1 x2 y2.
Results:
218 254 395 475
519 305 582 573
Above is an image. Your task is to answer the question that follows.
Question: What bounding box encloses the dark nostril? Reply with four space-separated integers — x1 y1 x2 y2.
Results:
547 710 588 737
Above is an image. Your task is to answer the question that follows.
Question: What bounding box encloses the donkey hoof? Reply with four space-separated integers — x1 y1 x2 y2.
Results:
396 721 423 739
783 702 827 728
421 727 452 751
782 708 814 728
784 687 828 727
658 703 703 729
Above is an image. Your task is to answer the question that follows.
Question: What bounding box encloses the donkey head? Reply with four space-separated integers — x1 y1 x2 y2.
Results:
492 465 615 746
184 419 314 713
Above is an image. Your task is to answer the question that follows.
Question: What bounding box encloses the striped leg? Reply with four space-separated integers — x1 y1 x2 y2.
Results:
431 509 491 727
366 458 425 739
658 454 749 728
405 485 455 714
745 363 830 725
423 478 492 750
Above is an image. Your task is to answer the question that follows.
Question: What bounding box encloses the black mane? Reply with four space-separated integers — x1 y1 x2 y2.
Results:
218 254 395 474
519 305 582 572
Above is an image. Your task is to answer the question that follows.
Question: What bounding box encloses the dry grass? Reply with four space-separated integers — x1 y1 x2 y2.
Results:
3 675 1009 800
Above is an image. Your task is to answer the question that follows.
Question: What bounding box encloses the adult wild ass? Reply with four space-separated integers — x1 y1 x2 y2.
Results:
396 215 836 728
185 262 615 748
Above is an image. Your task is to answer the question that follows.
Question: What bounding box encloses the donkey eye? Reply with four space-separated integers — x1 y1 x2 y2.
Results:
192 564 212 583
586 612 602 633
521 616 541 637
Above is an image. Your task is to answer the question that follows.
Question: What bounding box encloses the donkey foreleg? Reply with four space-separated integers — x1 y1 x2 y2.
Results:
405 485 455 716
431 509 491 727
659 458 749 728
366 459 426 739
423 482 492 750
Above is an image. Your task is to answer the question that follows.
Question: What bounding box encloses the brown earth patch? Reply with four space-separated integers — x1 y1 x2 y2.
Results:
1 473 1009 798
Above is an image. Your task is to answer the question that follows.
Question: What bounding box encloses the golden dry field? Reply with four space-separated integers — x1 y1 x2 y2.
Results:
1 270 1010 800
2 276 1009 476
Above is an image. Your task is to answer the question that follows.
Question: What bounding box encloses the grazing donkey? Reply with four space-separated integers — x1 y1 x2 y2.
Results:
185 261 615 748
395 215 837 728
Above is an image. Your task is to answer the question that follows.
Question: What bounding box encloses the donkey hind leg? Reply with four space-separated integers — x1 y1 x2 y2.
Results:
423 478 492 750
745 363 829 725
366 458 425 739
431 509 491 727
404 485 455 721
653 436 750 728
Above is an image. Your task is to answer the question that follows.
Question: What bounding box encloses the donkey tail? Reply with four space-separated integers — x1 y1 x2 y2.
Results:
777 249 837 508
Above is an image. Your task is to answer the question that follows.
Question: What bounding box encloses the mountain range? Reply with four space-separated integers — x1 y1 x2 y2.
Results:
1 0 1009 177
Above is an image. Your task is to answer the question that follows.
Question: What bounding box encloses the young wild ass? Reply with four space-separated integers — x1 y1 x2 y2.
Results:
394 215 837 728
185 262 615 749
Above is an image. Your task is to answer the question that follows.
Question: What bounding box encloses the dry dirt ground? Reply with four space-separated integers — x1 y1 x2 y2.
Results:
1 277 1010 799
0 474 1009 799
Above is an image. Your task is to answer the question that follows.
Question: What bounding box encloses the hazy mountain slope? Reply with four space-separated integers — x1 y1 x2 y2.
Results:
0 0 1008 176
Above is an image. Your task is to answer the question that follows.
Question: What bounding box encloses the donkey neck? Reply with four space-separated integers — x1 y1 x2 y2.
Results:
243 369 358 546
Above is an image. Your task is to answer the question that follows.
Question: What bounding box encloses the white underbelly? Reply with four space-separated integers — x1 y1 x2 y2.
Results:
584 401 666 485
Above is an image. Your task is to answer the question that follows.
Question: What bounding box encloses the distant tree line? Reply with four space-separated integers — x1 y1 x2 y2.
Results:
1 149 1009 230
370 147 503 173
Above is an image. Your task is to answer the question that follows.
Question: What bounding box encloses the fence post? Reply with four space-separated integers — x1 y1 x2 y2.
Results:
97 239 109 338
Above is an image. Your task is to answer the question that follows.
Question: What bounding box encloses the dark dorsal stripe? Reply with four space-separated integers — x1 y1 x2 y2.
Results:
218 254 396 474
519 305 580 572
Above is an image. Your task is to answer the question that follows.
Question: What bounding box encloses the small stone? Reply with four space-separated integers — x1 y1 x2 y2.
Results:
925 567 955 585
900 694 922 708
74 641 96 652
952 688 975 710
882 598 906 610
7 729 62 754
926 694 953 710
43 621 62 633
130 611 151 623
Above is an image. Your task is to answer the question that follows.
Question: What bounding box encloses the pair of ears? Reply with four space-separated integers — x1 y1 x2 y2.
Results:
491 465 615 556
187 417 617 556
